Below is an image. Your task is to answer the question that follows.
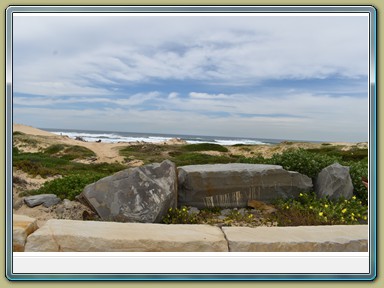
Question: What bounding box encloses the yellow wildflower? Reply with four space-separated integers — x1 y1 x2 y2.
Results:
319 212 324 217
341 208 347 214
352 196 356 200
324 204 329 208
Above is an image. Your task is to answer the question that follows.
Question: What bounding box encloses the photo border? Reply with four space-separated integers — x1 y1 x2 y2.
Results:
5 5 377 281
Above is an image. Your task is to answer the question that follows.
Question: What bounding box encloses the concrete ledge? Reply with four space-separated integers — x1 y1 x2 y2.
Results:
222 225 368 252
13 214 39 252
24 219 228 252
19 216 369 252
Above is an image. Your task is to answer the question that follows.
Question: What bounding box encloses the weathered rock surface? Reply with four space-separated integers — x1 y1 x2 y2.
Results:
24 194 61 208
54 199 99 221
24 219 228 252
178 164 312 208
315 163 354 200
78 160 177 223
13 214 38 252
223 225 368 252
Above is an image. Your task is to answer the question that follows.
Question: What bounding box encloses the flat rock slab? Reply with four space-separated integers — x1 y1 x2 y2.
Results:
223 225 368 252
13 214 38 252
178 164 312 208
24 219 228 252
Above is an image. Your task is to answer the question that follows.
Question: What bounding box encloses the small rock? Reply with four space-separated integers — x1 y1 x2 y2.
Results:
247 200 277 214
13 198 24 210
24 194 61 208
220 209 231 216
188 207 200 215
238 208 247 216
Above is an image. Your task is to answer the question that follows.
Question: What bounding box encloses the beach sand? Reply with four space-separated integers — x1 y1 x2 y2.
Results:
13 123 127 164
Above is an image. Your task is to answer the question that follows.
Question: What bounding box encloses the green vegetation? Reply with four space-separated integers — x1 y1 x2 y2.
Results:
171 153 238 166
162 206 260 226
13 144 124 200
13 137 369 225
270 192 368 226
44 144 96 160
239 149 340 178
13 132 40 148
306 146 368 162
29 173 106 200
182 143 228 152
119 143 235 166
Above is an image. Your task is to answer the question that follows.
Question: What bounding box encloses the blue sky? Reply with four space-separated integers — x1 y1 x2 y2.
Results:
12 13 370 142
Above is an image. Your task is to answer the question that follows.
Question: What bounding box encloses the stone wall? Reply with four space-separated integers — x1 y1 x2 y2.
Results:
15 216 368 252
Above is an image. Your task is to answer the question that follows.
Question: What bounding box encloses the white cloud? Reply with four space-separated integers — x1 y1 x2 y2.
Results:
13 14 369 94
12 13 370 142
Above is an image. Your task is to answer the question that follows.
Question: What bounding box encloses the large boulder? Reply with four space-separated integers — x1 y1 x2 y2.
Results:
178 164 312 208
315 163 354 200
77 160 177 223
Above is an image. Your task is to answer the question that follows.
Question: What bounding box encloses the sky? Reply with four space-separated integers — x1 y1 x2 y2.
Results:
12 13 370 142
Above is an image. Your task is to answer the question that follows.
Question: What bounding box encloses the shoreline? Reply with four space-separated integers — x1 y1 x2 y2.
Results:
13 123 367 146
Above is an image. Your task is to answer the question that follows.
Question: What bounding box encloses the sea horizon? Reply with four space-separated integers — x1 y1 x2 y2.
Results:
40 127 328 146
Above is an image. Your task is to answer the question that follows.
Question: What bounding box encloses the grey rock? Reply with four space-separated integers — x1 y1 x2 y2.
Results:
315 163 354 200
220 209 232 216
78 160 177 223
188 207 200 215
24 194 61 208
178 164 312 208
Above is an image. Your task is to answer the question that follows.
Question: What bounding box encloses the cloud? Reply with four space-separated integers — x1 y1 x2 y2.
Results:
11 13 370 142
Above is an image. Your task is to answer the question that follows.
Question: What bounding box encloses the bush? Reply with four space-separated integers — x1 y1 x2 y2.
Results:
271 192 368 226
44 144 67 155
349 160 369 204
44 144 96 160
239 149 340 178
162 206 199 224
182 143 228 153
172 153 236 166
31 173 106 200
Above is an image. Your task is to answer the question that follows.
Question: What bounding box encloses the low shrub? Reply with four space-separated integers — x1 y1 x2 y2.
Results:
182 143 229 153
239 149 340 178
172 153 236 166
30 173 106 200
270 192 368 226
162 206 199 224
349 160 369 205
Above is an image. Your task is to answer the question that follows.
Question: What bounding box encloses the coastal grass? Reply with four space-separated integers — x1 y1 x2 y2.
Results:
181 143 229 153
119 143 235 166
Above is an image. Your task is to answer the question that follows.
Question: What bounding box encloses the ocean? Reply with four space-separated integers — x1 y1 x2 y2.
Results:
43 128 284 146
